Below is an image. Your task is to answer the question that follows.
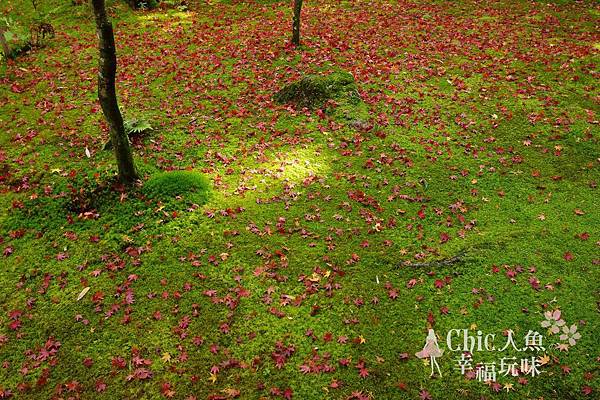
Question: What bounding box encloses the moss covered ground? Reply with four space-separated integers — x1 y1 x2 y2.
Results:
0 0 598 399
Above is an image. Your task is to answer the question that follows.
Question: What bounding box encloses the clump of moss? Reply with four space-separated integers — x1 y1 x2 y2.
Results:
143 170 210 205
274 71 361 109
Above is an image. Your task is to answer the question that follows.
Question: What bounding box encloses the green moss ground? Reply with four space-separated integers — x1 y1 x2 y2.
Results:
0 0 598 399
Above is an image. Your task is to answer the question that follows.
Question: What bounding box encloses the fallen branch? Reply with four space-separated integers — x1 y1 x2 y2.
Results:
398 250 466 268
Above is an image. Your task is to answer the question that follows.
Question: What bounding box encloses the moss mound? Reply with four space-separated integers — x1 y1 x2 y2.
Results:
274 71 361 109
143 171 210 204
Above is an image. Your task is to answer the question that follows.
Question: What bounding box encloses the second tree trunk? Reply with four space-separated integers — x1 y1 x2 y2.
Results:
292 0 303 46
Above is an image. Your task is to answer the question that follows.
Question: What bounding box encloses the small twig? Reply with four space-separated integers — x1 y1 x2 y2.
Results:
398 250 466 268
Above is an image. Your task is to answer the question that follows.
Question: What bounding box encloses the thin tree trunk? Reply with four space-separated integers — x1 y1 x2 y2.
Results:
0 27 11 59
91 0 138 183
292 0 303 46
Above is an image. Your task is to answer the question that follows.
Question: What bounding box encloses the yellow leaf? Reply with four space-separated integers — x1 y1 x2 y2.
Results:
221 388 240 398
538 354 550 365
161 353 171 363
76 287 90 301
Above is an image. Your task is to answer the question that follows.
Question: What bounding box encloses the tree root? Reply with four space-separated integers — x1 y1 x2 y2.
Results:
398 250 467 268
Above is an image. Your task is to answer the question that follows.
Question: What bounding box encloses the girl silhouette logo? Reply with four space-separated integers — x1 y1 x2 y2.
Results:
416 329 444 377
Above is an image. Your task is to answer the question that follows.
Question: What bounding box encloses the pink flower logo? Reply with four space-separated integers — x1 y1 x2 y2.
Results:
540 310 565 334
